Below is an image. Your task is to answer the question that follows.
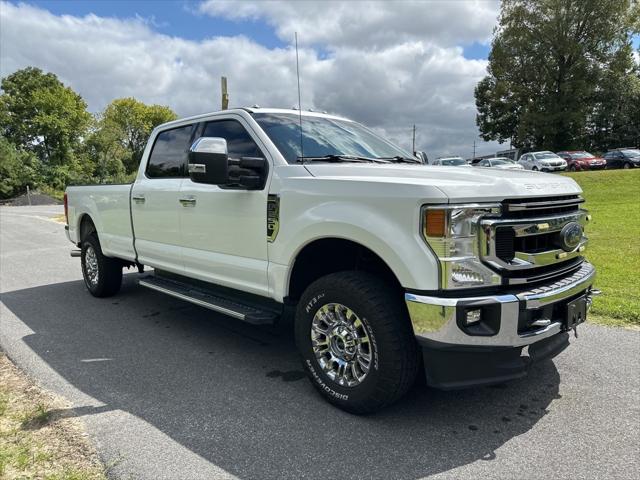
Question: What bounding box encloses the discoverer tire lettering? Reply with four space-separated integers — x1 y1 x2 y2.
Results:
295 271 419 414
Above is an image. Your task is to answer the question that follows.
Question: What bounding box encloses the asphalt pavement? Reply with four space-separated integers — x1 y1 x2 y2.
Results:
1 205 639 480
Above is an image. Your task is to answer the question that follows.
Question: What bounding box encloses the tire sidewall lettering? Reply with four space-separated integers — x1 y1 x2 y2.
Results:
305 293 325 314
305 359 349 401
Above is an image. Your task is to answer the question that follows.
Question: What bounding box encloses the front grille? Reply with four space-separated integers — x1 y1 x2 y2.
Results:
480 195 588 285
502 195 583 219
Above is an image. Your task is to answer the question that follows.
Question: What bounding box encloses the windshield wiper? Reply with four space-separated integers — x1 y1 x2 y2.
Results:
296 154 389 164
382 156 422 164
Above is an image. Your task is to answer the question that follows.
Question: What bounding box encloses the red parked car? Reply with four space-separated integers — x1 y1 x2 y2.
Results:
556 151 607 171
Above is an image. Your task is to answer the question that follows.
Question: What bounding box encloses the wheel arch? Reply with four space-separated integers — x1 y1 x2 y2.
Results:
286 237 404 302
78 213 97 243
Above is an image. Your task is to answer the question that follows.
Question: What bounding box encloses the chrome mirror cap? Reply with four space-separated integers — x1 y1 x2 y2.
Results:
190 137 227 155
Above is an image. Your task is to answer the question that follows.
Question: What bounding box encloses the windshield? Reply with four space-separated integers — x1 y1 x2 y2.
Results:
621 149 640 157
439 158 466 166
568 152 594 159
535 152 560 160
252 113 412 163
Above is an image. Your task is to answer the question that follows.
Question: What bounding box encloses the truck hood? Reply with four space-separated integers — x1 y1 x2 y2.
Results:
303 163 581 202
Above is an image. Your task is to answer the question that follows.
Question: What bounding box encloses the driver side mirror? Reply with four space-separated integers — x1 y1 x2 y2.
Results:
188 137 230 185
188 136 268 189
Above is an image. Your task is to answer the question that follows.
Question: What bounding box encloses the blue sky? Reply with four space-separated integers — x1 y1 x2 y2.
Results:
28 0 492 59
29 0 287 47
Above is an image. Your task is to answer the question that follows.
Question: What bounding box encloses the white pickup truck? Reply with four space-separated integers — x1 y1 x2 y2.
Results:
65 107 597 413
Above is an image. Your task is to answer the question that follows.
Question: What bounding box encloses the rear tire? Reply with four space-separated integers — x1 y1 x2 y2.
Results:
532 166 539 171
569 165 577 172
295 271 419 414
81 233 122 297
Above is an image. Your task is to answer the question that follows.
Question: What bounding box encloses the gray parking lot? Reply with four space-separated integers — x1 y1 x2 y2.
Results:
1 206 639 480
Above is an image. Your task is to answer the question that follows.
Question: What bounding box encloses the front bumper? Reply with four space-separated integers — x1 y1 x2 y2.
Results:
406 262 596 388
586 163 607 170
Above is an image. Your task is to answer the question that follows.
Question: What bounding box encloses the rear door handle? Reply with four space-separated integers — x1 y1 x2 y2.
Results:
132 194 145 204
179 196 196 207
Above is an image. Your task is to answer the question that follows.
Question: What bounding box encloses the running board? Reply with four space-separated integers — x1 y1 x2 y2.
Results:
138 275 278 325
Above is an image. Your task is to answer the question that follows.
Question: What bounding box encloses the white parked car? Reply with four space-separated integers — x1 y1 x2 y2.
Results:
431 156 470 167
475 157 524 170
518 151 567 172
64 107 595 413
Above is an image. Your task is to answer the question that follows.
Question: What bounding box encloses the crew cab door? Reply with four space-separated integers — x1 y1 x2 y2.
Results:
178 117 271 296
131 123 196 273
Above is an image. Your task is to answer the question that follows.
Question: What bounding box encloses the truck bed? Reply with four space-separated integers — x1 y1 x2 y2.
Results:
66 184 136 262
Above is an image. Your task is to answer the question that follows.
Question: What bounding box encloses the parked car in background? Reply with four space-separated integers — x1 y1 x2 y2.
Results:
431 156 470 167
557 151 607 171
474 157 524 170
603 148 640 169
518 151 567 172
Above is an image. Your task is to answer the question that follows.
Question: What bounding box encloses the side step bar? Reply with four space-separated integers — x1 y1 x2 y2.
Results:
138 275 278 326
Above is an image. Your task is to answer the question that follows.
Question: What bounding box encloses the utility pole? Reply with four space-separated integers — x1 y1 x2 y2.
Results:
472 140 476 160
412 124 416 155
221 76 229 110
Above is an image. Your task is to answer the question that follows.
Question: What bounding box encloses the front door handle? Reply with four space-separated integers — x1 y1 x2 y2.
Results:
132 194 145 204
179 196 196 207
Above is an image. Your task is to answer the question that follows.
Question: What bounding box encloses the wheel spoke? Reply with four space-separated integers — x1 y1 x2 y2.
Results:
310 302 373 388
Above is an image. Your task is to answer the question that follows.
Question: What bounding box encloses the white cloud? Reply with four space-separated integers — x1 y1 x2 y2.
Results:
199 0 499 51
0 1 503 158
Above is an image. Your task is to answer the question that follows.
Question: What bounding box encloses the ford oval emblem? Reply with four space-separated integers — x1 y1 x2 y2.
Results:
559 222 583 252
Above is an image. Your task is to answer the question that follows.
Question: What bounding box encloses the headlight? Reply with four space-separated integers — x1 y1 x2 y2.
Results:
421 204 502 289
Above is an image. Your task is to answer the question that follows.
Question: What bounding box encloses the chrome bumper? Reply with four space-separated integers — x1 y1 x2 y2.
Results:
405 262 596 348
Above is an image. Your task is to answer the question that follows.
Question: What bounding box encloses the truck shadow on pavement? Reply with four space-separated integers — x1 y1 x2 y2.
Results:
2 275 561 480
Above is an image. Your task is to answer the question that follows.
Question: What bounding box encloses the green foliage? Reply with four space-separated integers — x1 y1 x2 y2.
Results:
98 97 177 174
0 137 42 198
476 0 639 151
0 67 91 165
0 67 177 198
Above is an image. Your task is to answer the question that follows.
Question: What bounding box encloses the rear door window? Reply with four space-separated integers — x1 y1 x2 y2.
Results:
146 124 195 178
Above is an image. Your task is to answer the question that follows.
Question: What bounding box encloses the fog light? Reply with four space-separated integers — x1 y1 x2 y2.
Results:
465 308 482 325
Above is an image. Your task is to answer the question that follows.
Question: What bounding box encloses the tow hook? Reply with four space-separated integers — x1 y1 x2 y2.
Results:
586 288 601 311
70 249 81 258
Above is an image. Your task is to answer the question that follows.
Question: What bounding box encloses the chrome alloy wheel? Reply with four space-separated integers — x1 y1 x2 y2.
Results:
84 246 99 287
310 303 372 387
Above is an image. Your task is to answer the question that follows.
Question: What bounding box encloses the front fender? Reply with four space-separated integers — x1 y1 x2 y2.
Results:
268 200 440 300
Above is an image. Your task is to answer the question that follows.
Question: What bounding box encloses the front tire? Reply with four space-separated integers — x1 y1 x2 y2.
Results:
623 162 631 169
81 233 122 297
295 271 419 414
532 166 539 171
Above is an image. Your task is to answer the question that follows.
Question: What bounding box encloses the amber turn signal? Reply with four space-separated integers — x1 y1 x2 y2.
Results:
425 209 446 237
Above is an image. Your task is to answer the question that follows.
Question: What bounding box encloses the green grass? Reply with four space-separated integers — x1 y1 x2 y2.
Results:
561 169 640 326
0 354 106 480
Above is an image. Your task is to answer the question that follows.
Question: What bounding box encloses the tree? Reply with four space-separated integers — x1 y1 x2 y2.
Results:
0 136 42 199
586 43 640 151
475 0 639 151
0 67 91 165
98 98 177 173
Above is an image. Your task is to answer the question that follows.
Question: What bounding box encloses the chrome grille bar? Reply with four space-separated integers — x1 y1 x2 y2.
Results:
505 196 584 212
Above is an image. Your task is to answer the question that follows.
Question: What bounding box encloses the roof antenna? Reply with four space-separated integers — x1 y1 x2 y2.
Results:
295 32 305 162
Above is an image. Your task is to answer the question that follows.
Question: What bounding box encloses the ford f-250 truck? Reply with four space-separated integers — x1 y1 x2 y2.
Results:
65 107 597 414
